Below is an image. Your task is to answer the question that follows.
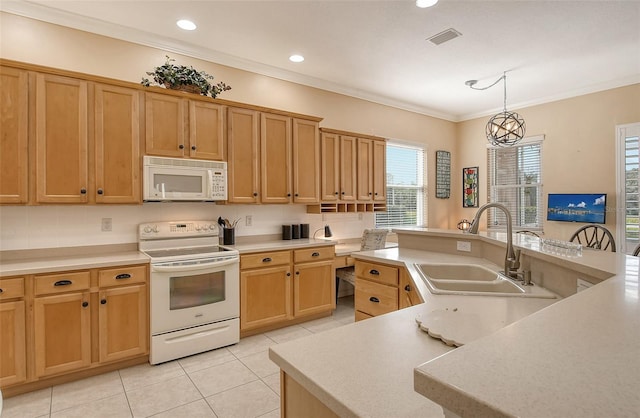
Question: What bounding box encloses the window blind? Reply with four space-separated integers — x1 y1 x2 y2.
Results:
375 143 427 228
487 140 543 230
622 128 640 250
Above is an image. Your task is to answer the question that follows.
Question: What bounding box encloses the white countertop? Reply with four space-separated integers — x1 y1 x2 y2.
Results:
269 247 558 417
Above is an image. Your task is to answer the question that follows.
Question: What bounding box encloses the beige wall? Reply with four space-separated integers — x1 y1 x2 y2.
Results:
456 84 640 241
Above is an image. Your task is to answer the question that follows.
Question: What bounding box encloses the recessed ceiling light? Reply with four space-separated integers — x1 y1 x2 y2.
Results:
289 54 305 63
416 0 438 8
176 19 196 31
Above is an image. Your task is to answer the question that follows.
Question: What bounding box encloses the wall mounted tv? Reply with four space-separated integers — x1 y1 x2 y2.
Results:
546 193 607 224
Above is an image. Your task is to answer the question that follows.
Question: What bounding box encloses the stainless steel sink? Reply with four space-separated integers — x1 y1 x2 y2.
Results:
414 263 557 298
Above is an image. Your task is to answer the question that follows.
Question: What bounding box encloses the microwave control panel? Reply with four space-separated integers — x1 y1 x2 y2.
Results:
209 169 228 200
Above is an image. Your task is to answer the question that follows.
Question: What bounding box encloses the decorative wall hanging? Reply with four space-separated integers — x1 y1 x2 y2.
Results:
435 150 451 199
462 166 479 208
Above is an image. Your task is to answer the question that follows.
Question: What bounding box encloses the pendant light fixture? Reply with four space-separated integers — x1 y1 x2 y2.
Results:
465 72 526 147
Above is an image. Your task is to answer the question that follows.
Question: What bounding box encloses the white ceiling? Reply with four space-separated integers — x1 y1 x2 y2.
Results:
3 0 640 121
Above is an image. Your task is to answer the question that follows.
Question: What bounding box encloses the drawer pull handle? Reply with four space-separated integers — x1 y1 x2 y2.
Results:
311 252 320 257
262 257 272 263
54 280 73 286
369 297 380 303
115 273 131 280
369 269 380 275
405 285 411 292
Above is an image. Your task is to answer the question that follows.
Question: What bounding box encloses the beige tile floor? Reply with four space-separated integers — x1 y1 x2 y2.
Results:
2 296 355 418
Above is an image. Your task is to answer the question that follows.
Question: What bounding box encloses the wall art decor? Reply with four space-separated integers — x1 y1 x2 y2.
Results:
436 150 451 199
463 166 479 207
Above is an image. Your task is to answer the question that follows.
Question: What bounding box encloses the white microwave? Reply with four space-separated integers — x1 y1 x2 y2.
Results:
143 156 227 202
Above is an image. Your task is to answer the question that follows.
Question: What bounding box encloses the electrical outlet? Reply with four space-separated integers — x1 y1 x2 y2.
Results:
245 215 252 226
101 218 112 232
456 240 471 252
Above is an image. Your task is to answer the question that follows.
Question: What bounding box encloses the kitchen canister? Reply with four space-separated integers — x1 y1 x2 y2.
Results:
282 225 292 240
300 223 309 238
292 224 300 239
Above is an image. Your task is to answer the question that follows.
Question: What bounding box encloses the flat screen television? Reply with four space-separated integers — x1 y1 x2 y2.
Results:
546 193 607 224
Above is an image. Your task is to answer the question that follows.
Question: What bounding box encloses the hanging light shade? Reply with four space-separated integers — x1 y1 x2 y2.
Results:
466 72 526 147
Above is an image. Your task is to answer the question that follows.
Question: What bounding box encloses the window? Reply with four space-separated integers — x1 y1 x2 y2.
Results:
375 143 427 228
487 137 543 230
616 123 640 253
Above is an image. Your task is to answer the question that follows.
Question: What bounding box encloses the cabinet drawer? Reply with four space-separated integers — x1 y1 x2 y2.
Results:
35 271 90 296
99 265 147 288
354 278 398 317
241 251 291 269
0 277 25 300
356 261 398 286
294 246 334 263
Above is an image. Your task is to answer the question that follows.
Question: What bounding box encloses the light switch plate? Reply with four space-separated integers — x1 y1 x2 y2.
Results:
456 241 471 252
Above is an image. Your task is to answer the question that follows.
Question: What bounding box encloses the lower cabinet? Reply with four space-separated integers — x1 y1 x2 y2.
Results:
354 260 422 321
0 263 148 394
240 246 335 335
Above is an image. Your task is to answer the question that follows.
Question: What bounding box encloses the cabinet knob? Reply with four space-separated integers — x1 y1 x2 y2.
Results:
253 192 258 197
82 301 89 308
294 193 299 197
179 144 185 149
369 297 380 303
101 299 107 305
80 188 87 194
341 191 345 195
405 285 411 292
97 188 104 195
369 269 380 276
0 289 4 294
368 192 372 195
286 272 291 277
295 271 300 275
335 192 339 195
375 192 378 196
191 145 196 150
287 193 291 197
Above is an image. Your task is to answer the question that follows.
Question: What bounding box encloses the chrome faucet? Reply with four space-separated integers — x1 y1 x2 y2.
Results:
468 202 521 279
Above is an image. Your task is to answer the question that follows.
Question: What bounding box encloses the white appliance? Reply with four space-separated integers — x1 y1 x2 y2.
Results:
143 156 227 201
139 221 239 364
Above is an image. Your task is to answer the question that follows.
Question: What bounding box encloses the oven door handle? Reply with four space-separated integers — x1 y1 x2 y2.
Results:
151 258 238 272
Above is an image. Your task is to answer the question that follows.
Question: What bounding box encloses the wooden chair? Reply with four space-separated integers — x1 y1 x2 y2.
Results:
336 229 389 291
516 230 540 238
569 224 616 252
632 243 640 256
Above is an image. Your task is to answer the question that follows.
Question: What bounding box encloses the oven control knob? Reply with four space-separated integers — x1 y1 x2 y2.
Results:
208 224 216 230
143 226 152 233
152 225 159 233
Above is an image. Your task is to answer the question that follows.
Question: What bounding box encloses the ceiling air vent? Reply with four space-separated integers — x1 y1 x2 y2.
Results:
427 28 462 46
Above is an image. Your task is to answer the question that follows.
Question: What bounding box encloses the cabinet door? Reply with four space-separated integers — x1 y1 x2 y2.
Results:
261 113 292 203
35 73 88 203
293 260 335 317
145 92 186 157
372 140 386 202
98 284 147 363
320 132 340 201
399 270 422 310
189 101 225 160
292 118 319 203
357 138 373 201
0 66 29 204
0 300 26 387
227 107 260 203
339 136 357 201
240 265 291 331
34 292 91 377
94 83 141 203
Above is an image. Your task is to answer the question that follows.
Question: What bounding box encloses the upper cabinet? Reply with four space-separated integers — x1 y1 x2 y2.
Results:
227 106 320 204
35 73 89 203
372 139 386 202
144 92 225 161
0 66 29 204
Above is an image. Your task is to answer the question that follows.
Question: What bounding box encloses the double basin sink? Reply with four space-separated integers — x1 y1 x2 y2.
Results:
415 263 557 299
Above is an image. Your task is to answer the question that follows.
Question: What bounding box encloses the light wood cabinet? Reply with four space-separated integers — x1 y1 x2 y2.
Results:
33 270 92 377
94 83 141 203
320 131 340 201
292 118 320 203
357 137 374 201
0 278 26 387
240 246 334 335
340 135 358 201
261 113 292 203
354 260 421 321
372 139 386 202
35 73 89 203
227 107 260 203
0 66 29 204
145 93 225 161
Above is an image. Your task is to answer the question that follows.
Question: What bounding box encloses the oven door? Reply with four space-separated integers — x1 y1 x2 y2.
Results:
150 257 239 335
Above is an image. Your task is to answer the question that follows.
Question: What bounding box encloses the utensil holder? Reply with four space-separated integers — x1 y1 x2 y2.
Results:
223 228 235 245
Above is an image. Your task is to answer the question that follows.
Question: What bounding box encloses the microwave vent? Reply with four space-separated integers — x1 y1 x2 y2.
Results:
144 156 226 170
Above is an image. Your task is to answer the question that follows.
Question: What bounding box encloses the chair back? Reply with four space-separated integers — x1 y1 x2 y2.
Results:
632 243 640 256
569 224 616 252
516 230 540 238
360 229 388 251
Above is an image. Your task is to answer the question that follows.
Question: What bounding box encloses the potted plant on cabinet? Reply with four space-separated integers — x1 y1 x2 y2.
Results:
141 55 231 98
